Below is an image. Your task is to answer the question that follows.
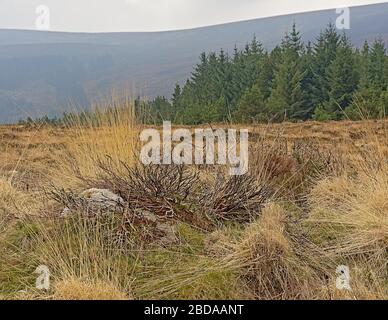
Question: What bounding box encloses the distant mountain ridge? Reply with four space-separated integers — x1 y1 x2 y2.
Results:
1 3 388 123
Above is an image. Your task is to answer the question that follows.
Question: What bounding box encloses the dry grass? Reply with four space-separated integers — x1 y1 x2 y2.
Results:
52 278 130 300
213 203 328 300
0 108 387 300
56 99 140 187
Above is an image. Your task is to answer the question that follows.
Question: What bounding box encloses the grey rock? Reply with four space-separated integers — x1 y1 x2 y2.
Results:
81 188 124 209
61 188 124 217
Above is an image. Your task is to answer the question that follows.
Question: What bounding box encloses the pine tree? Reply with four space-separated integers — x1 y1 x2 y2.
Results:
234 83 267 123
358 41 371 90
369 39 387 90
299 41 315 119
283 23 304 58
320 34 358 120
267 56 305 121
310 23 340 109
267 26 305 121
171 83 182 120
255 53 274 101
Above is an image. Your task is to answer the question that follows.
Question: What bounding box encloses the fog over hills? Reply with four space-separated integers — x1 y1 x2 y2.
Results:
0 3 388 123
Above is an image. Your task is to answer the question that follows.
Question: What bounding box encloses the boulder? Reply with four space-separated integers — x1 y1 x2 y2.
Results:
60 188 124 217
81 188 124 208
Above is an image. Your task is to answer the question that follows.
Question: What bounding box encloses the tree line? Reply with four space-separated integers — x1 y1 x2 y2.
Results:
142 23 388 124
21 23 388 126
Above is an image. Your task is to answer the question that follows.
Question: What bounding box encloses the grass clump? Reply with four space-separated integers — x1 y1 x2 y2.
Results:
52 277 130 300
135 248 249 300
218 203 327 300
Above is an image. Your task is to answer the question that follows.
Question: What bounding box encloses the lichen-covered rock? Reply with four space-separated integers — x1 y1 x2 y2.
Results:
60 188 124 217
81 188 124 208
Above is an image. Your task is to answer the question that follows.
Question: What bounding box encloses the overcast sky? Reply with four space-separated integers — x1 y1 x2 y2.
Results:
0 0 387 32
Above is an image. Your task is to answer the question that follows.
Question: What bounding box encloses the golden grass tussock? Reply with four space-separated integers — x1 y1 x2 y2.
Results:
51 98 141 188
16 277 131 301
52 277 130 300
219 203 326 300
25 214 134 299
308 164 388 276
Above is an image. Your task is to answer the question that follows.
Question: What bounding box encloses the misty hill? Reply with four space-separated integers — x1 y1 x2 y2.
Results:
1 3 388 123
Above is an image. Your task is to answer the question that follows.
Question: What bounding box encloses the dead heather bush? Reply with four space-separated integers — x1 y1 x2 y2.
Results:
49 186 125 217
94 160 197 206
199 172 269 223
94 157 273 226
48 186 176 246
90 160 211 229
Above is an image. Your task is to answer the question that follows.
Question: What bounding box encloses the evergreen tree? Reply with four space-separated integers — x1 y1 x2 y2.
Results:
234 84 268 123
299 41 316 119
369 39 387 90
267 26 305 121
319 34 358 120
346 39 388 119
171 83 182 121
310 24 340 108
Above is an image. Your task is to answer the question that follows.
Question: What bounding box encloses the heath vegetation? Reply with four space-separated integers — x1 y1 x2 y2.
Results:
0 102 387 300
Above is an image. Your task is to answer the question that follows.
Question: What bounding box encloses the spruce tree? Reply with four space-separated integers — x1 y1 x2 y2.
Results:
369 39 387 90
267 26 305 121
234 84 267 123
320 34 358 120
300 41 315 119
310 23 340 109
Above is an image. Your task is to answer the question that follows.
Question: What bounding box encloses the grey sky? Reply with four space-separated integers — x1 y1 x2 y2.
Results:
0 0 387 32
